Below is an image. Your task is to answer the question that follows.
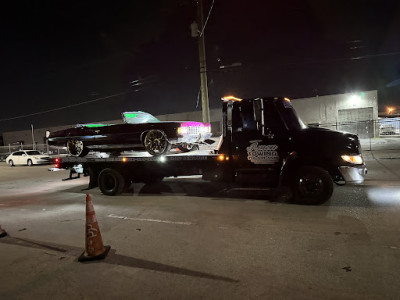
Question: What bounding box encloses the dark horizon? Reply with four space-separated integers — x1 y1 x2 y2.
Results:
1 0 400 133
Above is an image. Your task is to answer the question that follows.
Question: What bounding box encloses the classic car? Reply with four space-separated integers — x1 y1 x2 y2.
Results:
47 111 212 156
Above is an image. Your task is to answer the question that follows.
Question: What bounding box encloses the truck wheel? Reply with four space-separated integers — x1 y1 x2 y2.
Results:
98 168 125 196
144 130 171 156
178 143 199 152
67 140 89 157
292 166 333 205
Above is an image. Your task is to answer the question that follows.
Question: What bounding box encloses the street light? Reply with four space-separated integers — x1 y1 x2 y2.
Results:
387 107 395 115
349 94 361 106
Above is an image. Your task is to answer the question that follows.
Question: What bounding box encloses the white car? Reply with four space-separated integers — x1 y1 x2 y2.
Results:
6 150 51 166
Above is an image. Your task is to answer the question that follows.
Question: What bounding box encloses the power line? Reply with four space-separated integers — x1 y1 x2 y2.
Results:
199 0 215 37
0 91 128 123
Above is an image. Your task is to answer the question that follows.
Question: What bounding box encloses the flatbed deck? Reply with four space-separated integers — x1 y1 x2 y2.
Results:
54 150 224 195
57 150 219 165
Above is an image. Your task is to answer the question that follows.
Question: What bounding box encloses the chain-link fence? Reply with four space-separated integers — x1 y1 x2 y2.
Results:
310 119 400 139
311 119 400 154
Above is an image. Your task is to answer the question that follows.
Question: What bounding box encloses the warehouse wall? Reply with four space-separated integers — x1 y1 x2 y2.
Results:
1 90 378 146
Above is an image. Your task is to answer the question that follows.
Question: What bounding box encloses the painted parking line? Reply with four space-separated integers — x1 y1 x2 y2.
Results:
107 214 195 225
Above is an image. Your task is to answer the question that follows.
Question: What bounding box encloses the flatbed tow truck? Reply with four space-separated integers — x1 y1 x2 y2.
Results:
53 96 367 205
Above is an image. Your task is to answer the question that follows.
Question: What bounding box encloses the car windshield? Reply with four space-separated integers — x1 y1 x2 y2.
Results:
26 151 41 155
122 111 160 124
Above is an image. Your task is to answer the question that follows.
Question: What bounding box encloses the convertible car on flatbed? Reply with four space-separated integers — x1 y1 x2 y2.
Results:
47 111 212 156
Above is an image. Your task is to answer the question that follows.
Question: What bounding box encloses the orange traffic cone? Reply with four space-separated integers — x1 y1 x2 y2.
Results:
0 225 7 238
78 194 110 262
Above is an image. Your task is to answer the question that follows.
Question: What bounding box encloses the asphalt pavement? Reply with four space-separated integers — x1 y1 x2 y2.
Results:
0 138 399 299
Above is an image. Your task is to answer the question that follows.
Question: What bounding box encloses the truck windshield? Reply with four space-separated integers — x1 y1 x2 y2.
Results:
277 101 307 131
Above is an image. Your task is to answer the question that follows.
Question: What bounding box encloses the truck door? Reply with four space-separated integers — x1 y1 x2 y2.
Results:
231 99 289 187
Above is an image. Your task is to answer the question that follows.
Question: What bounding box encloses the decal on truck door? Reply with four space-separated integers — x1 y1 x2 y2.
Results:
246 140 279 164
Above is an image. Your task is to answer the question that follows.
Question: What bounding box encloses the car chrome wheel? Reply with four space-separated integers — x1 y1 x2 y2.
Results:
27 159 33 166
144 130 171 156
66 140 89 157
8 160 14 166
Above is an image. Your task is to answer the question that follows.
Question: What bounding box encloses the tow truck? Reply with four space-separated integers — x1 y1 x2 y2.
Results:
53 96 367 204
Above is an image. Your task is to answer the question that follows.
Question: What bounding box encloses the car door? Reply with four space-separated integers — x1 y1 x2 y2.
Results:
231 99 289 187
12 151 24 165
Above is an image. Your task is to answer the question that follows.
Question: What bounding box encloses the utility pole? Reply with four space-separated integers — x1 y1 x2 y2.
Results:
31 124 35 150
196 0 210 123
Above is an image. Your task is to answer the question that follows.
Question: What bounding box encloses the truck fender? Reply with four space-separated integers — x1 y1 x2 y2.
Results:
279 151 302 187
280 152 333 187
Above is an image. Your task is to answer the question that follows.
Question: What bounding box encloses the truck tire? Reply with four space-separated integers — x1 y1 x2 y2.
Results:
98 168 125 196
292 166 333 205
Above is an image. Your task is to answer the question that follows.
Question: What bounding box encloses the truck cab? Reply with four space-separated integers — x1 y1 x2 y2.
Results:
214 96 367 204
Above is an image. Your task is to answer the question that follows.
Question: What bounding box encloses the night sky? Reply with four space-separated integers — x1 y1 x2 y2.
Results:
1 0 400 133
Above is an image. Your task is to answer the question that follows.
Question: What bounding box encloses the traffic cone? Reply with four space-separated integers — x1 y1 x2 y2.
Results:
0 225 7 238
78 194 110 262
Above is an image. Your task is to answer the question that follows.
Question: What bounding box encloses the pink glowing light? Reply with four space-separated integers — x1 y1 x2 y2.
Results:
180 122 211 127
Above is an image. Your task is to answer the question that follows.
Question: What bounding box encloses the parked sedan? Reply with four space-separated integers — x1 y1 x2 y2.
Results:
6 150 52 166
47 111 212 157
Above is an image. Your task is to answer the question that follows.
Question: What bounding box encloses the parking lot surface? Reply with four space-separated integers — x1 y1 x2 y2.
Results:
0 139 400 299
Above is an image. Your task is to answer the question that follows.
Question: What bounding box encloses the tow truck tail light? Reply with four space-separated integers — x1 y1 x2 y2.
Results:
218 154 229 161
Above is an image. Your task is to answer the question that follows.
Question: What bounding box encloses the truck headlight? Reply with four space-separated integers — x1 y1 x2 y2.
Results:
341 155 363 164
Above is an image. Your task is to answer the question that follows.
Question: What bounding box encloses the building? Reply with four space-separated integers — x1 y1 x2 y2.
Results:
1 90 378 148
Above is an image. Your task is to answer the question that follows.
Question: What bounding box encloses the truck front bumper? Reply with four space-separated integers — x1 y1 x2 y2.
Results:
338 165 367 184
